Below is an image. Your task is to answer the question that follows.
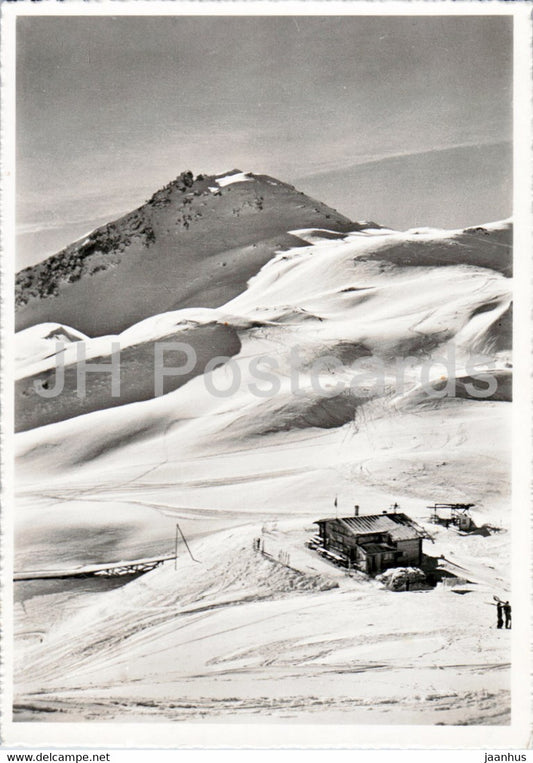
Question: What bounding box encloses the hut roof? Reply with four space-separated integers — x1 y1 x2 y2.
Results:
314 513 425 542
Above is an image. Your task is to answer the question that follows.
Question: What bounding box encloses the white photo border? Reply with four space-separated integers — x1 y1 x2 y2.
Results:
1 0 531 749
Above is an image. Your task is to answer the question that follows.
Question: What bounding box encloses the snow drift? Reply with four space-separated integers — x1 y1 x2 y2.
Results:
13 170 513 725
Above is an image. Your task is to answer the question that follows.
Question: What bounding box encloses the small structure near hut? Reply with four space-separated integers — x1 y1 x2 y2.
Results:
427 503 474 531
377 566 428 592
310 512 427 575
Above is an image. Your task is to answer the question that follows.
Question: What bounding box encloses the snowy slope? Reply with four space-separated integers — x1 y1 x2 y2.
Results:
15 524 510 725
15 322 87 372
15 223 511 433
13 212 513 725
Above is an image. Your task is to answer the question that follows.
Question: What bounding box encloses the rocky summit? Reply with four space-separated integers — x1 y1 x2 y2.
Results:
15 170 356 336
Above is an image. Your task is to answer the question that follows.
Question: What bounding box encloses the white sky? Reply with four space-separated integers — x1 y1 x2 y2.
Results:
16 15 512 267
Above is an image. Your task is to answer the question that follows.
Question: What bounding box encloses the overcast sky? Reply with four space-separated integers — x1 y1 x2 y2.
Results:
17 14 512 267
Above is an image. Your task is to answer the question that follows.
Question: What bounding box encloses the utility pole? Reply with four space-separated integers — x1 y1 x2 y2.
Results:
174 522 200 569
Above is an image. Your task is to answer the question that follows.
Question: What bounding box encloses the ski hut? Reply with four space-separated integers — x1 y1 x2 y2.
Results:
313 513 426 574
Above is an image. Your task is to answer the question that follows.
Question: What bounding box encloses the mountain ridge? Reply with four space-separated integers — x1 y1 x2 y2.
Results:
15 169 356 336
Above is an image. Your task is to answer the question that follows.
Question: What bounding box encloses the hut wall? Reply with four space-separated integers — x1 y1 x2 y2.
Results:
395 538 422 565
323 522 358 558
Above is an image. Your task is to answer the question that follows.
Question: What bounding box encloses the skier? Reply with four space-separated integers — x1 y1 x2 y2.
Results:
503 601 512 629
496 601 504 629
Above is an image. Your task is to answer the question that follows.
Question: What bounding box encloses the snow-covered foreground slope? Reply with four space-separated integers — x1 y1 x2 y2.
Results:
14 220 512 724
15 524 510 725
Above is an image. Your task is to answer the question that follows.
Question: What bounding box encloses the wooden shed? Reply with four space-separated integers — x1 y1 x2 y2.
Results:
427 503 475 531
313 513 426 574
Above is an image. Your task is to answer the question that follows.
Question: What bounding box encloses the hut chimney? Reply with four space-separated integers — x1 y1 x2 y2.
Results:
354 505 359 517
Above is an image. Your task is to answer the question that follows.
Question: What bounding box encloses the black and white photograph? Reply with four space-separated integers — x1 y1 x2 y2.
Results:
2 1 531 749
